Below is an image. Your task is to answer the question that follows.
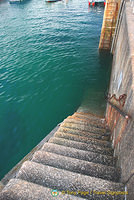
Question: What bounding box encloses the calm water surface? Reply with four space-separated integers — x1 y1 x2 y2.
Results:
0 0 112 178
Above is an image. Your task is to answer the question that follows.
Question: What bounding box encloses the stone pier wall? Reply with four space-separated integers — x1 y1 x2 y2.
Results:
105 1 134 199
99 0 121 50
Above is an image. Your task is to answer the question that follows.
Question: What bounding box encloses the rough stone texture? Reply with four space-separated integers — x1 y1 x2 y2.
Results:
105 1 134 199
99 0 121 50
0 179 83 200
54 131 111 148
32 151 120 182
126 174 134 200
42 143 116 166
58 126 110 140
0 182 4 192
16 161 124 199
48 137 113 156
0 111 123 199
74 111 104 120
69 114 106 125
60 121 107 134
65 116 106 129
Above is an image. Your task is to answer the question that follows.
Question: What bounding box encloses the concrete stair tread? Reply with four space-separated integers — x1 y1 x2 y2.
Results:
16 161 124 199
61 121 107 135
58 126 110 141
73 112 106 124
42 143 116 167
74 112 104 120
32 150 120 182
71 113 105 123
54 131 111 148
48 137 113 156
65 117 106 129
0 179 83 200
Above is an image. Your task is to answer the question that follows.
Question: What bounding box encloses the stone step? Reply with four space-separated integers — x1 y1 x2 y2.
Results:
16 161 124 199
60 122 108 135
48 137 113 156
0 182 4 192
73 112 105 122
74 111 104 119
58 126 110 141
65 116 106 129
54 131 111 148
0 179 83 200
72 113 109 130
71 112 106 121
32 151 120 182
42 143 116 167
69 117 106 129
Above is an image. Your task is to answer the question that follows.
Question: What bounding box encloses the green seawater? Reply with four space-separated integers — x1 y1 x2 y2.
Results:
0 0 112 179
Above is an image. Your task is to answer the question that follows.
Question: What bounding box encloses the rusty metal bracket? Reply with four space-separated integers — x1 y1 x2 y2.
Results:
105 93 129 119
105 93 132 147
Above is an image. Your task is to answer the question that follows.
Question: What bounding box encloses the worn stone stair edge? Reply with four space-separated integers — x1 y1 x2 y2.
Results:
32 151 120 182
60 123 110 136
16 161 125 199
68 115 106 123
62 118 108 130
71 113 105 120
58 126 110 141
72 114 107 127
72 112 106 120
72 113 106 123
61 121 107 132
42 143 116 167
54 131 111 148
65 116 106 128
0 182 4 193
75 111 105 119
0 179 84 200
48 137 114 156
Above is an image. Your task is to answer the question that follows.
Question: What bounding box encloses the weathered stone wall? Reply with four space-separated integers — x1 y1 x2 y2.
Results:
105 1 134 199
99 0 121 50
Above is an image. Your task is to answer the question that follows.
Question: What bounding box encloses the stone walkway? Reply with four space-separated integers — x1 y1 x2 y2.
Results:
0 112 125 199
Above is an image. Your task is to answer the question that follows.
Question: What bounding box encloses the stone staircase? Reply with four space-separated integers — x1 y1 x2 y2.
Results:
0 112 125 200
